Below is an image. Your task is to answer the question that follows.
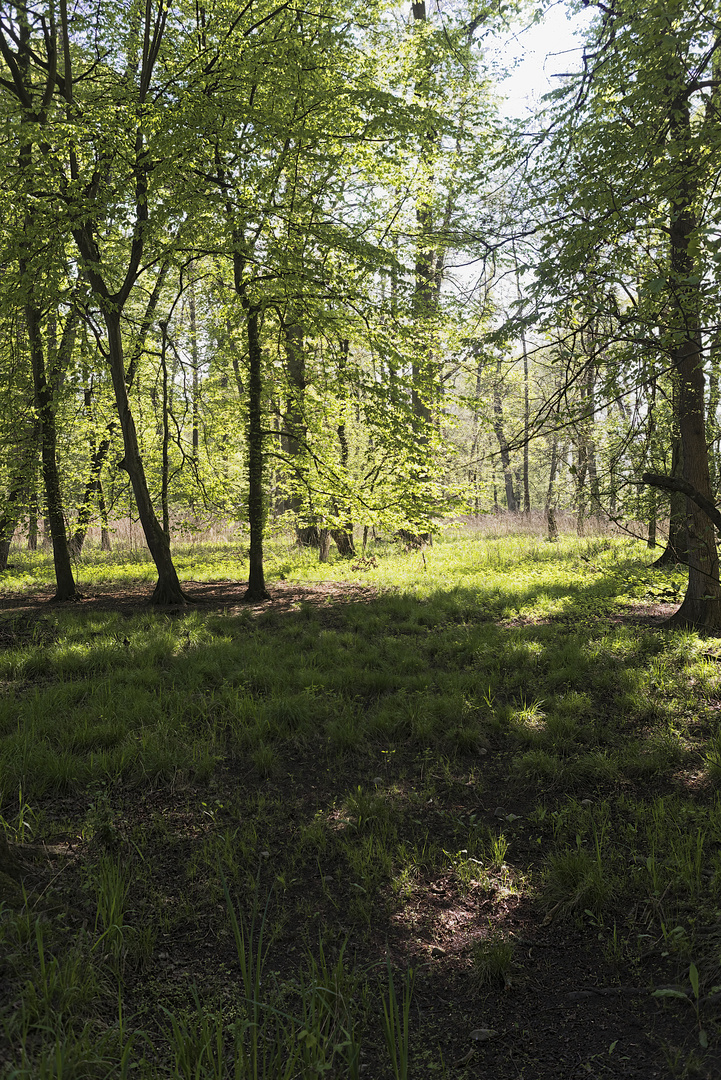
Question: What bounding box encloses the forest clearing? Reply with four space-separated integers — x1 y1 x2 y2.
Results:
1 526 720 1078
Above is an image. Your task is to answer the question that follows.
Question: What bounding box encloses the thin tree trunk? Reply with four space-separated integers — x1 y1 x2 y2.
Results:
707 338 720 499
331 338 355 557
575 441 588 536
25 305 78 601
280 316 306 519
27 488 38 551
545 438 559 542
98 481 111 550
68 427 112 559
243 305 269 601
585 365 601 522
159 321 170 539
522 341 530 515
13 29 77 601
189 279 200 460
513 241 531 515
410 1 444 440
0 492 22 571
493 362 517 512
0 414 37 570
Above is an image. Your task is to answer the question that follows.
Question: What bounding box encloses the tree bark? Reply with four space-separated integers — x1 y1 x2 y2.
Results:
243 305 270 602
642 473 721 535
280 316 306 519
662 91 721 630
104 312 188 604
651 431 688 567
0 414 38 571
330 338 355 557
545 438 559 542
67 428 112 559
493 362 517 512
159 321 171 539
25 305 78 601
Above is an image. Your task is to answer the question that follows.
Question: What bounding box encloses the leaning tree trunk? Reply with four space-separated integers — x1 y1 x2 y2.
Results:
104 312 187 604
243 305 270 602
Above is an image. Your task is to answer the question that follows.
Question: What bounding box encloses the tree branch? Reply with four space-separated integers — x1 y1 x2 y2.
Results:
642 472 721 533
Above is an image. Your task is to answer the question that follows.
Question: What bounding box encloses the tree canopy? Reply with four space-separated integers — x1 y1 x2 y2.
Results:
2 0 721 627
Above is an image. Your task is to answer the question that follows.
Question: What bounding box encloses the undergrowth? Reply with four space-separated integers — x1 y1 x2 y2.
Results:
0 528 717 1077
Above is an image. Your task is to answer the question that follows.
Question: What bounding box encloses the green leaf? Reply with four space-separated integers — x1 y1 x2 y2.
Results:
689 962 700 1000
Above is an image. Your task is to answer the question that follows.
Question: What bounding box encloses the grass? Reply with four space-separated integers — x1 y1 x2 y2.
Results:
0 525 719 1077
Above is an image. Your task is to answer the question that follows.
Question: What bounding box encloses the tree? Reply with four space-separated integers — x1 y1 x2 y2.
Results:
0 5 80 599
524 0 721 629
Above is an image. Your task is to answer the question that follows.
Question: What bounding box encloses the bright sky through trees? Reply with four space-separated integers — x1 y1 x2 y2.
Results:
495 1 595 116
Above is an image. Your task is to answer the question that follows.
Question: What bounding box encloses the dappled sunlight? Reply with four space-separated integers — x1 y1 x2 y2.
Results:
2 532 721 1076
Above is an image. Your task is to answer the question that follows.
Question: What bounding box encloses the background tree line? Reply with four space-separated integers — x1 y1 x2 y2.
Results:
2 0 721 628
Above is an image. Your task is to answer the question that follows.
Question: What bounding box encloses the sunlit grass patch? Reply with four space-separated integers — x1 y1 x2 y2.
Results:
3 527 721 1076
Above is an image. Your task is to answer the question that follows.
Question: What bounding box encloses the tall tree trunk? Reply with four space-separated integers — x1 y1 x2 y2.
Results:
27 487 38 551
159 321 171 539
68 427 113 559
280 316 306 519
574 441 588 536
98 481 111 551
707 336 720 500
25 304 78 601
189 279 200 461
493 363 517 512
243 305 270 602
665 96 720 629
585 365 601 522
652 430 688 566
13 26 77 601
545 438 559 541
522 340 530 515
0 487 23 572
0 414 38 571
330 339 355 557
411 0 437 433
68 384 114 559
513 242 531 515
104 311 187 604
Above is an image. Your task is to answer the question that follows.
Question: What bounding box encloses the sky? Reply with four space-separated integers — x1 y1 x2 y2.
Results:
493 1 597 117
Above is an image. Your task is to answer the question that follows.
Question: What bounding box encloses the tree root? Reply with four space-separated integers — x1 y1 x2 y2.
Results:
149 580 193 606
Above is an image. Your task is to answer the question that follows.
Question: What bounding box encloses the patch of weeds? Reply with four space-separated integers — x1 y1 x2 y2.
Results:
252 741 279 778
542 842 614 918
344 785 397 841
91 852 131 966
380 960 414 1080
472 931 516 987
511 747 561 788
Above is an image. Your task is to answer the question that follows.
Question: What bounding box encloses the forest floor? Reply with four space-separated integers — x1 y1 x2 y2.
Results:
0 528 720 1078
